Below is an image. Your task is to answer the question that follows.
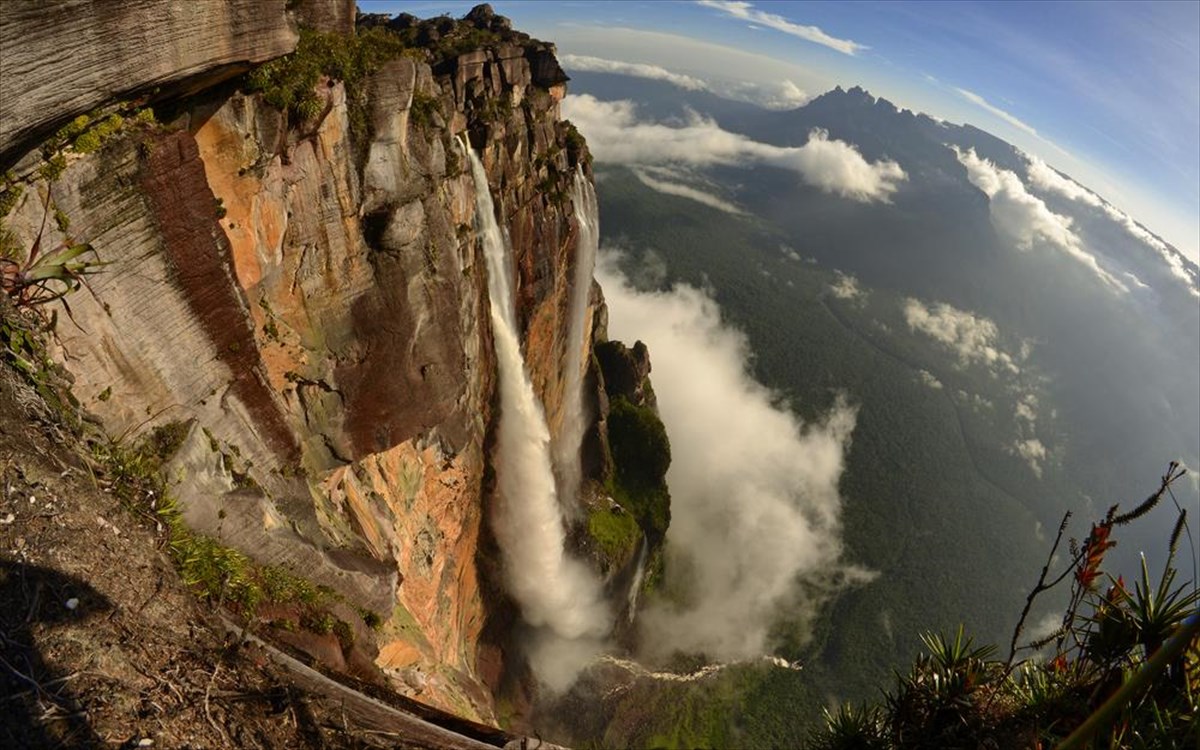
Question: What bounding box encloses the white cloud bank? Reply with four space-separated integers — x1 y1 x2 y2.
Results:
564 95 906 203
903 298 1021 376
698 0 865 55
1024 155 1200 296
560 53 808 110
953 148 1128 293
597 252 871 661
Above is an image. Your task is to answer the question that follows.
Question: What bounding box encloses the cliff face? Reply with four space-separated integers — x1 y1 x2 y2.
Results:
1 4 597 722
0 0 302 170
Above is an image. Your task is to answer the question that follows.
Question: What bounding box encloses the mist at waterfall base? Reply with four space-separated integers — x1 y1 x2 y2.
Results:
465 146 611 692
597 252 874 662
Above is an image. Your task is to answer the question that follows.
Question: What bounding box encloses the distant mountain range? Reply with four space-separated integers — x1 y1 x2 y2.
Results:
568 67 1199 583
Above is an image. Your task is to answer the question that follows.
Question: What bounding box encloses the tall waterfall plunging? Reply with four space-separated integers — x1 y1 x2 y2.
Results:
552 169 600 515
463 142 610 647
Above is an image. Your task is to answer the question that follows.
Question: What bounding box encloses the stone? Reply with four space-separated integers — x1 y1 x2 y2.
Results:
0 0 302 170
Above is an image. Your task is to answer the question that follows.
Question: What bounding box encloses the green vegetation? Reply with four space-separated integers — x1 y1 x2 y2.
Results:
809 464 1199 749
605 395 671 542
89 420 348 640
408 89 442 129
428 24 504 59
48 107 154 159
0 312 73 420
588 504 641 562
587 165 1191 746
2 195 105 318
244 27 417 140
563 121 590 165
478 92 513 124
0 172 22 218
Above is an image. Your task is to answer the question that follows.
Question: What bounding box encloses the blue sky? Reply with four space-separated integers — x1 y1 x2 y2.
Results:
365 1 1200 262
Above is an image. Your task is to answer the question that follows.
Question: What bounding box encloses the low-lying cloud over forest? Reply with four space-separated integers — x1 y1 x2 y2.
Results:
564 95 906 202
598 253 873 662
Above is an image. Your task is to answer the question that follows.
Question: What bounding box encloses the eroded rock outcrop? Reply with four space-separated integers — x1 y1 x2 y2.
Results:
0 5 603 723
0 0 359 170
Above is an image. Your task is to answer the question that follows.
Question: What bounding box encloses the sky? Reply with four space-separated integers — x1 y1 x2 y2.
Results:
366 1 1200 262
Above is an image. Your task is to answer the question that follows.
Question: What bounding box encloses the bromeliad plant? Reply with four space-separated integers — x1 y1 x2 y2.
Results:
810 462 1200 749
1 195 103 311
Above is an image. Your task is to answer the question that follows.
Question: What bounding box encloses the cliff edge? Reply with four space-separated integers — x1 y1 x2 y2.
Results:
1 2 664 737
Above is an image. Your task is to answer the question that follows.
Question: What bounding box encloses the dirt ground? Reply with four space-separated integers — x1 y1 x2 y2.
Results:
0 349 416 748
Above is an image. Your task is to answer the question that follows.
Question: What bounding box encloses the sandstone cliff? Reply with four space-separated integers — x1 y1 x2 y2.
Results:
0 3 627 724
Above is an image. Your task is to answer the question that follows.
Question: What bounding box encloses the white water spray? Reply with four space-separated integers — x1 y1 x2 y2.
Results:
625 535 649 624
464 142 610 647
552 169 600 513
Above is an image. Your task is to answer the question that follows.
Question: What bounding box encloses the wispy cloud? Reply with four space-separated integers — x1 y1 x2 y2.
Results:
954 147 1129 293
563 95 906 202
953 87 1039 138
560 54 708 90
952 88 1074 162
697 0 865 55
560 53 808 110
631 167 746 215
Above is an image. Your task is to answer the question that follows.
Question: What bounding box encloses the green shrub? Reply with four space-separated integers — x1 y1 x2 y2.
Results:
244 27 412 140
588 505 641 561
0 184 23 218
172 533 263 612
809 464 1200 749
608 396 670 488
409 90 441 129
38 154 66 182
606 396 672 540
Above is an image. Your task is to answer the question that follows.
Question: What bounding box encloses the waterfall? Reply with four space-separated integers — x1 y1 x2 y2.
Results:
553 168 600 514
626 534 649 624
463 141 610 644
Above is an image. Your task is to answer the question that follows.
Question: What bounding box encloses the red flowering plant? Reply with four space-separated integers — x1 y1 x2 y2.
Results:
811 463 1199 749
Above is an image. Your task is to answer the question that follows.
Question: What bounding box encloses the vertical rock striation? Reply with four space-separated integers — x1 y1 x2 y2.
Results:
0 4 604 722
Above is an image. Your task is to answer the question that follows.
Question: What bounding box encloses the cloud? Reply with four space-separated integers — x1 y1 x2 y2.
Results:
1024 155 1200 296
1024 155 1102 206
953 87 1040 139
917 369 944 390
953 148 1129 293
560 54 707 90
829 271 864 300
631 167 746 215
597 252 872 661
1015 393 1038 424
564 95 906 202
560 53 809 110
1009 390 1050 477
697 0 865 55
953 88 1074 162
903 298 1021 376
708 78 809 110
1014 438 1047 478
904 298 1049 479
